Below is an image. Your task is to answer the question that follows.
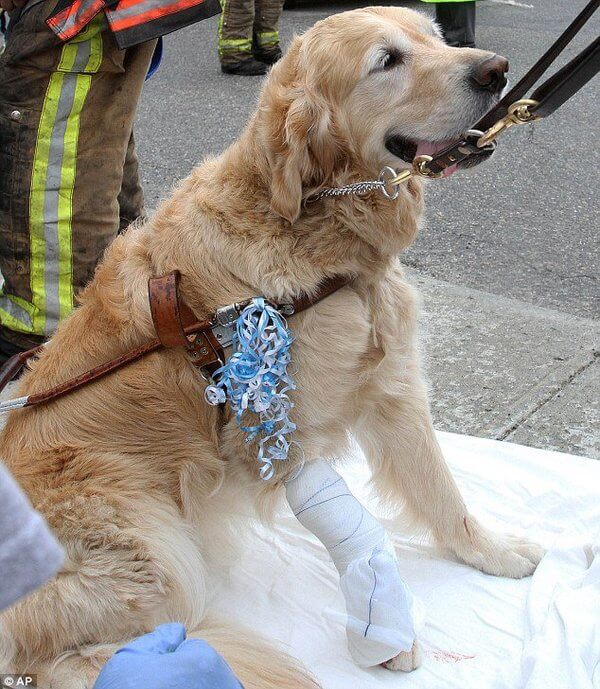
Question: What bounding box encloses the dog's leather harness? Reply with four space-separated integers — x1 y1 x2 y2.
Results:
0 272 349 412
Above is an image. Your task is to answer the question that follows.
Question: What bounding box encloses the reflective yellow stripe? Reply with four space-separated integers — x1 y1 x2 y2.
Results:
217 0 252 56
217 0 227 51
256 31 279 47
26 19 103 336
0 294 35 332
29 72 60 335
57 74 87 323
57 41 78 71
219 37 252 50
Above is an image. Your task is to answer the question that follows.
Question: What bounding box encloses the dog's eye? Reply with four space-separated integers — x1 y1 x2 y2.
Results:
381 50 403 71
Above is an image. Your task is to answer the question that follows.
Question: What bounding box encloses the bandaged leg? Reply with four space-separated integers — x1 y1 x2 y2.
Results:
285 459 422 667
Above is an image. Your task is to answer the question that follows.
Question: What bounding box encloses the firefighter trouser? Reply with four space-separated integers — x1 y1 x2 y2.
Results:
218 0 284 65
0 2 155 353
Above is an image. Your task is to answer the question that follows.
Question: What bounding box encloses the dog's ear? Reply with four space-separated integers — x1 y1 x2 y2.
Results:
269 93 323 223
264 40 343 224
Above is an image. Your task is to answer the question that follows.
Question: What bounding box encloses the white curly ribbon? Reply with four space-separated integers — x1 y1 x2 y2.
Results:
204 298 297 480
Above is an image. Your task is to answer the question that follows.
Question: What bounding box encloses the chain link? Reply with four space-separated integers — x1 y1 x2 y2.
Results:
305 166 401 204
307 180 386 202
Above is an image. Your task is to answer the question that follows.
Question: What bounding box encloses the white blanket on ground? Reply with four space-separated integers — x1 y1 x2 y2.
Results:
209 432 600 689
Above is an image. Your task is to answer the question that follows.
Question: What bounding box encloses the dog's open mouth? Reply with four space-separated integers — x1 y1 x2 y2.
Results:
385 134 494 178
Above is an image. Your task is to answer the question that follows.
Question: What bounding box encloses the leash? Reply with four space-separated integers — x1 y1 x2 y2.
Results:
0 272 349 413
309 0 600 202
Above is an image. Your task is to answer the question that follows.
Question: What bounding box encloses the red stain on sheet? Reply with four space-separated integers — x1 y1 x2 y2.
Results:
427 649 475 663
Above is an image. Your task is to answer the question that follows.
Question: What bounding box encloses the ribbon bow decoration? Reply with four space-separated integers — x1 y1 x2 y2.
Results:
205 298 297 480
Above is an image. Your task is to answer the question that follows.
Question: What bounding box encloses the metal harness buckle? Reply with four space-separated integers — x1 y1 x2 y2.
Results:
215 302 243 327
211 299 294 350
202 299 294 383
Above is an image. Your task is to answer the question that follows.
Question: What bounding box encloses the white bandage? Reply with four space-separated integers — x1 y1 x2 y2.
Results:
285 459 421 667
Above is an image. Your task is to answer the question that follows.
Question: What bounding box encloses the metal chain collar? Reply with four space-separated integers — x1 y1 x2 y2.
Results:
306 166 401 204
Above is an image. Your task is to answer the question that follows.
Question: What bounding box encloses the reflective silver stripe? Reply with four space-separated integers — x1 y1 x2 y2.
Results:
72 39 92 71
107 0 175 21
41 40 90 335
54 12 80 36
0 296 33 328
52 0 97 37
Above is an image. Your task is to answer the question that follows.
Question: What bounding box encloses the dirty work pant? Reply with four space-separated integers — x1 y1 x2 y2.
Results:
218 0 284 65
0 2 155 357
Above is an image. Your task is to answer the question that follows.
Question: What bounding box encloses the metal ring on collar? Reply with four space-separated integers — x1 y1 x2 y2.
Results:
378 166 401 200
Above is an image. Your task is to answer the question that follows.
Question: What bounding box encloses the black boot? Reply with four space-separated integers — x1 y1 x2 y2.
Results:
254 45 283 66
435 2 476 48
221 57 268 76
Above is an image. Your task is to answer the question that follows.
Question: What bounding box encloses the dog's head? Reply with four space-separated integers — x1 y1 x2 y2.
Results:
259 6 508 223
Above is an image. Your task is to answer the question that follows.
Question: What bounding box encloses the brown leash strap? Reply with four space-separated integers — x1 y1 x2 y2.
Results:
474 0 600 132
28 338 164 406
0 272 349 411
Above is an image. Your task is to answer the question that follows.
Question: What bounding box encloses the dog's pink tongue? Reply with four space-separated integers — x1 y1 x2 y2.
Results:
415 140 458 178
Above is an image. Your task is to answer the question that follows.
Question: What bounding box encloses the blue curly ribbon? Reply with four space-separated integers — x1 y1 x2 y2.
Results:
204 298 297 480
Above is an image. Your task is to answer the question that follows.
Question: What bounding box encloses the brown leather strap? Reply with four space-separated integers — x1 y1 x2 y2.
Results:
28 338 164 406
529 36 600 119
148 271 225 370
148 271 191 348
289 275 350 315
0 272 350 410
474 0 599 132
424 0 600 176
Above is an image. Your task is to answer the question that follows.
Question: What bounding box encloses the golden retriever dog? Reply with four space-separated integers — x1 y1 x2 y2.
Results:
0 6 544 688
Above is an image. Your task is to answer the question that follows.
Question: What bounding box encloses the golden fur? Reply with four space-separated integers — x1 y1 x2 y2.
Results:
0 7 543 687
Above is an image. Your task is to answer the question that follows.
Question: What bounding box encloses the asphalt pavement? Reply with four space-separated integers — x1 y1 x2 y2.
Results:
132 0 599 458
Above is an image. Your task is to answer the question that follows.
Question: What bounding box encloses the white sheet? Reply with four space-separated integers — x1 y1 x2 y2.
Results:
208 432 600 689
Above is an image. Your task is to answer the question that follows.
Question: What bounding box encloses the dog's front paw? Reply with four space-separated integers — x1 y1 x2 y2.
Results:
452 516 545 579
382 640 422 672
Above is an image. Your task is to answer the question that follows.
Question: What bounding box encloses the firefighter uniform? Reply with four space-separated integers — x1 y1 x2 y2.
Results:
218 0 284 68
0 0 219 360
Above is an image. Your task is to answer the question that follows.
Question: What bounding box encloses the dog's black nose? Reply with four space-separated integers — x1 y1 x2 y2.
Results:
471 55 509 94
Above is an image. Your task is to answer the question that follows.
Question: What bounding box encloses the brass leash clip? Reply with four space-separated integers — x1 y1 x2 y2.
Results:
477 98 540 148
388 154 444 187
